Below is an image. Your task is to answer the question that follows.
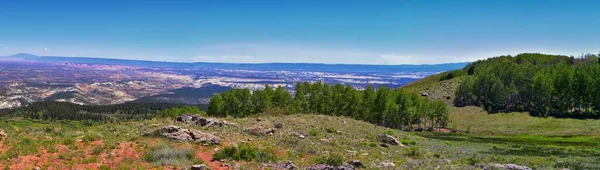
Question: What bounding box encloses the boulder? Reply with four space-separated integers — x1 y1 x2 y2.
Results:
191 164 210 170
158 125 221 144
421 92 429 97
244 126 275 136
176 114 224 127
377 134 400 145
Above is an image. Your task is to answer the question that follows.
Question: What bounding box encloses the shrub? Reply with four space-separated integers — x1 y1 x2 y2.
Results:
325 127 336 133
406 147 421 158
309 129 319 137
82 132 102 143
92 146 104 155
313 154 344 166
212 144 276 163
143 143 194 166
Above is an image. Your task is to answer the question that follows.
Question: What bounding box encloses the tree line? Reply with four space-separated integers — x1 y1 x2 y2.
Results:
0 101 200 121
207 82 449 129
454 53 600 118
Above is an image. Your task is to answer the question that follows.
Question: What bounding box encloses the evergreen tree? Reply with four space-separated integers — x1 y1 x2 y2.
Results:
207 94 225 117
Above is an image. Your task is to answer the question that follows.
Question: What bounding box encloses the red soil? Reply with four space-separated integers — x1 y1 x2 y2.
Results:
195 147 231 170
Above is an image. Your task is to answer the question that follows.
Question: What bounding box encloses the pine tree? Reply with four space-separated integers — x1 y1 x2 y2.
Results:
362 85 376 120
272 86 292 108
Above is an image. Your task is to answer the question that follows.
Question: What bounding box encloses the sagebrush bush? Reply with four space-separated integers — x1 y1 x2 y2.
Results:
212 144 276 163
313 154 344 166
143 143 194 166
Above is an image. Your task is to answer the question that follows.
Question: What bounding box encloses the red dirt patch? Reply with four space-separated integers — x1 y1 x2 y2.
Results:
195 147 230 170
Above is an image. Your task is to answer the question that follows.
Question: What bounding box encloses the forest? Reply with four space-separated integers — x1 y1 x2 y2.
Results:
454 53 600 118
207 82 449 130
0 101 201 121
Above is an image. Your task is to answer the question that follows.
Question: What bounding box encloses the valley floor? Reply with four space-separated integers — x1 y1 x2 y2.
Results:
0 107 599 169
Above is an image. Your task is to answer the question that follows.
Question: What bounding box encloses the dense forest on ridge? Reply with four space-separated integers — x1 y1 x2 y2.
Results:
0 101 202 121
454 53 600 118
207 82 449 130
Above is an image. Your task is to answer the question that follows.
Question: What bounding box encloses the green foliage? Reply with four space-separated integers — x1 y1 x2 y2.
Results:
0 101 194 121
143 143 194 166
212 144 276 163
406 146 422 158
313 154 345 166
454 53 600 118
207 82 450 130
155 105 206 118
309 129 319 137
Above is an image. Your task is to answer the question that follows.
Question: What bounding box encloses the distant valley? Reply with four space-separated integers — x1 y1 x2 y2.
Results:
0 53 467 109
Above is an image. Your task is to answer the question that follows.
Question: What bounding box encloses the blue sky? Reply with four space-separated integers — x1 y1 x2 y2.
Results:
0 0 599 64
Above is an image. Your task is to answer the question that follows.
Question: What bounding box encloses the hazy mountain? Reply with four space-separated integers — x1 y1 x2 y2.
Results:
1 53 40 61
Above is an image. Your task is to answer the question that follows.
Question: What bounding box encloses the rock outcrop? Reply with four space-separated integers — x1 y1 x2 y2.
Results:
176 114 225 127
157 125 221 144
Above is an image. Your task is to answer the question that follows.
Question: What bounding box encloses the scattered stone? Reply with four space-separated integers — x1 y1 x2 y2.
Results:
0 129 6 140
157 125 221 144
349 160 364 168
263 160 296 170
275 123 283 129
191 164 210 170
306 164 332 170
176 114 225 127
377 134 400 145
421 92 429 97
244 126 276 136
475 163 532 170
503 164 533 170
305 164 355 170
379 161 396 168
294 133 305 139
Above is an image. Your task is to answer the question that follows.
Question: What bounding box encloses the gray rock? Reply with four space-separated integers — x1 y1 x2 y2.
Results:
176 114 224 127
191 164 210 170
421 92 429 96
305 164 334 170
475 163 532 170
503 164 532 170
158 125 221 144
349 160 364 168
264 160 296 170
379 161 396 168
244 126 276 136
377 134 400 145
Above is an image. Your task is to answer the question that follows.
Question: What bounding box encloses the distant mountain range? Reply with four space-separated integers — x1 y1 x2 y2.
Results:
0 53 468 73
